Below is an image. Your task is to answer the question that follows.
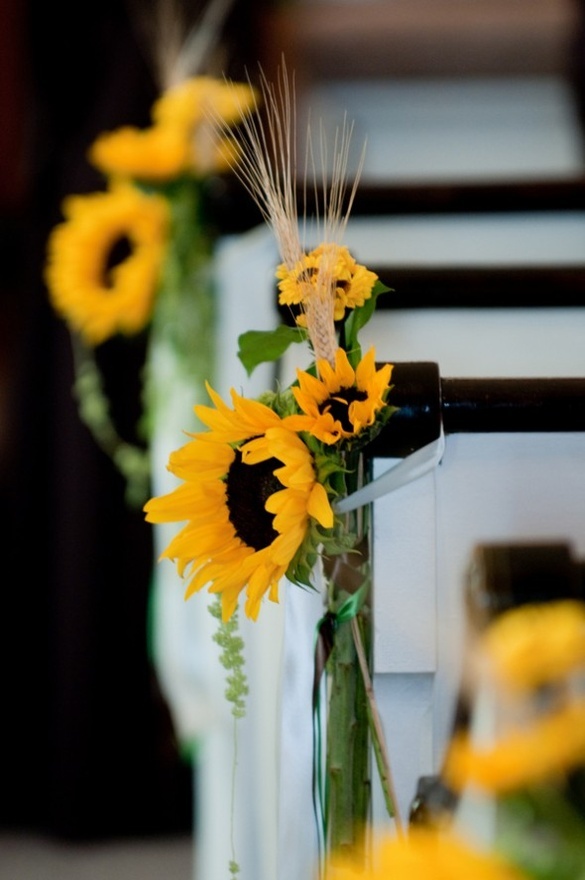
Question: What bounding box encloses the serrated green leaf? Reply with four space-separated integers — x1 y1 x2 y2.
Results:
237 326 308 376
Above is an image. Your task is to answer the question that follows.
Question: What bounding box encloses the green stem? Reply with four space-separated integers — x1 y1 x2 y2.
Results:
326 597 371 863
142 177 216 441
325 451 373 869
71 335 150 507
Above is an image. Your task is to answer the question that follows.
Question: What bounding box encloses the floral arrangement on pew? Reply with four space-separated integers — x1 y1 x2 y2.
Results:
44 0 255 506
141 61 585 879
325 597 585 878
144 64 399 875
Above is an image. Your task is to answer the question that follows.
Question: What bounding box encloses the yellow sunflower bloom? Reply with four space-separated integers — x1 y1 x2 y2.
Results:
45 183 168 346
144 384 334 621
444 700 585 794
483 600 585 693
277 244 378 325
88 125 191 181
327 828 526 879
284 348 393 444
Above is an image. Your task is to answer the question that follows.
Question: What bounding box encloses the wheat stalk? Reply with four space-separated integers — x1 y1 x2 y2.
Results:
130 0 237 89
217 61 367 368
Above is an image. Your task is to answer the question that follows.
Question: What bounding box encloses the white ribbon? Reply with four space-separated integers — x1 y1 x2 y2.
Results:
334 430 446 514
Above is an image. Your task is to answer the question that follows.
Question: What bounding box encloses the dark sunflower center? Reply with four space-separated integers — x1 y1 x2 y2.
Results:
226 450 282 551
103 235 133 287
296 266 349 293
297 266 318 284
321 387 368 433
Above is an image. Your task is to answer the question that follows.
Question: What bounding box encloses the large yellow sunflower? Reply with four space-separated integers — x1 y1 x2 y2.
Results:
276 244 378 325
284 347 393 444
327 828 526 879
144 384 334 621
45 183 168 345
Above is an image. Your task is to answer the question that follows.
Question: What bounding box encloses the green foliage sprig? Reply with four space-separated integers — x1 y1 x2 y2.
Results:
209 597 248 718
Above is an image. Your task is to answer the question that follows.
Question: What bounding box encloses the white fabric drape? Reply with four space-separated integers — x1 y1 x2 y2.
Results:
150 225 285 880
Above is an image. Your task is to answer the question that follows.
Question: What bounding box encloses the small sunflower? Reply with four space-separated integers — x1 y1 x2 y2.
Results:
277 244 378 326
45 183 169 346
327 828 526 880
144 384 334 621
284 347 393 445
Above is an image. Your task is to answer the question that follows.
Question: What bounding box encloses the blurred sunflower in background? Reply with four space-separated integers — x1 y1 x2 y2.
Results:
45 183 169 346
43 0 256 505
444 599 585 796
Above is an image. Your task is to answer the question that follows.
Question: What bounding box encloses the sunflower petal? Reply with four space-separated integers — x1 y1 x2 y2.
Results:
307 482 334 528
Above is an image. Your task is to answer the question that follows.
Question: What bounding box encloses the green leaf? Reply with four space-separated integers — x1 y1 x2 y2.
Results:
237 326 308 376
344 279 392 367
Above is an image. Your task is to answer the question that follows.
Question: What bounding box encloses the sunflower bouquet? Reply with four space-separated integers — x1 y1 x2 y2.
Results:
144 65 399 874
44 0 256 506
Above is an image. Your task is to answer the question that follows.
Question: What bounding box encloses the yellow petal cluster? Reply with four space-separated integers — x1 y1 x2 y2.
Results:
152 77 255 130
89 77 256 181
483 600 585 693
444 700 585 794
89 126 190 182
144 384 334 621
277 244 378 324
284 348 392 444
45 183 168 345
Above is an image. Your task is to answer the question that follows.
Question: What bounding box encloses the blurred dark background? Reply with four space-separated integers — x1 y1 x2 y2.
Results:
0 0 265 841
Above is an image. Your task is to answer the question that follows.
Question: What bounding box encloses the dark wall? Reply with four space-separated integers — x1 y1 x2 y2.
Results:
0 0 233 841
